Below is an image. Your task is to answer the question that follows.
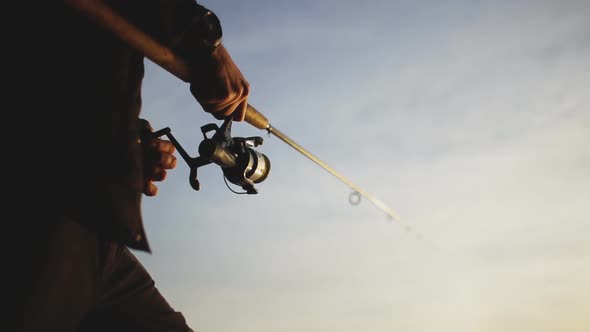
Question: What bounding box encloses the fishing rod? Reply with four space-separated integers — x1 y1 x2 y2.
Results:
65 0 402 222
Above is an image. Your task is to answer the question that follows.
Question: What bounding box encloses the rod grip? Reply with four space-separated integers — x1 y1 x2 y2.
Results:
244 104 270 129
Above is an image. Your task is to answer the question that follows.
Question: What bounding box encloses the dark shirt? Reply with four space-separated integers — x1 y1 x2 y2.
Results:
17 0 208 251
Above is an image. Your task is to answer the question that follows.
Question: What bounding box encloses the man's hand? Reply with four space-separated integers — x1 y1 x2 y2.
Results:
139 119 177 197
189 44 250 122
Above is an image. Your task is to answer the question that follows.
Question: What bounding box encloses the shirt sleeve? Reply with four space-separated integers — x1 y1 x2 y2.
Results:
107 0 213 64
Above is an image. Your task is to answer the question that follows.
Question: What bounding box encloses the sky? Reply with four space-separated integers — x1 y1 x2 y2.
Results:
135 1 590 331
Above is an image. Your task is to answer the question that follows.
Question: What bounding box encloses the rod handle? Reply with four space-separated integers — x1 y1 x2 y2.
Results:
244 104 270 130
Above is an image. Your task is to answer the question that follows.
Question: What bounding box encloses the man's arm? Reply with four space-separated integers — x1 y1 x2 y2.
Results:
111 0 250 121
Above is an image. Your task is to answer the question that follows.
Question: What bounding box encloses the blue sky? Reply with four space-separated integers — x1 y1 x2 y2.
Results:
136 1 589 331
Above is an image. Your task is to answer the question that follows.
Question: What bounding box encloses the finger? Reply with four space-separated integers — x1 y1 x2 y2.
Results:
190 82 236 106
207 94 242 118
151 139 176 154
147 151 176 170
196 89 241 113
230 82 249 121
216 101 241 119
148 168 167 182
157 152 177 170
197 83 247 116
232 98 248 122
143 181 158 196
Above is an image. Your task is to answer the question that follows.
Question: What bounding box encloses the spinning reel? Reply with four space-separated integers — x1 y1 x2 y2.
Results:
152 118 270 194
